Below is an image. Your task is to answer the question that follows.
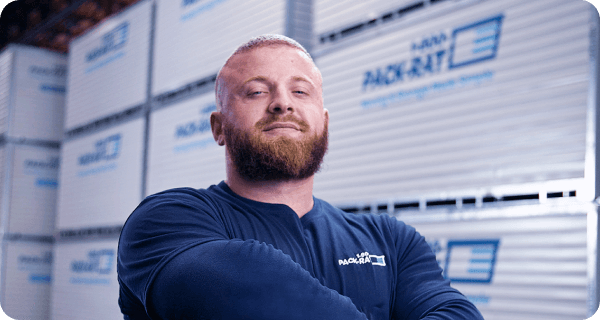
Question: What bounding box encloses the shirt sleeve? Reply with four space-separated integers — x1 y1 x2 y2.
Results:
118 188 367 320
388 217 484 320
148 239 369 320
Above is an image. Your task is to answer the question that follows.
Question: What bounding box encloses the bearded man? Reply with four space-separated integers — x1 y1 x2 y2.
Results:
117 34 483 320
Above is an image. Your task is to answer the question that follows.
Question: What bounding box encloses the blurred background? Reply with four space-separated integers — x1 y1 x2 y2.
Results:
0 0 598 319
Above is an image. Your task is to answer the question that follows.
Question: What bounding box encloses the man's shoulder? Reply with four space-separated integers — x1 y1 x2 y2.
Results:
140 183 231 209
122 185 227 229
136 187 213 212
145 186 212 203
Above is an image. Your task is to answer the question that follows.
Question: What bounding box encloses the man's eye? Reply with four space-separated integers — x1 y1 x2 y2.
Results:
293 90 306 95
249 91 265 96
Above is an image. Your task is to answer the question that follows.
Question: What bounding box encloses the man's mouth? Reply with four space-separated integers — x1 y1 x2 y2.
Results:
263 122 301 132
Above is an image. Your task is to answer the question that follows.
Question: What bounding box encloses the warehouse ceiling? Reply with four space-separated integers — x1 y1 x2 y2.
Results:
0 0 139 53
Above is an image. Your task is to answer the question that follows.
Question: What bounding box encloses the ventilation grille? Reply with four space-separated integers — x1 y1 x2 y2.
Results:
57 225 123 242
153 74 217 107
64 104 143 140
318 0 449 44
340 190 578 214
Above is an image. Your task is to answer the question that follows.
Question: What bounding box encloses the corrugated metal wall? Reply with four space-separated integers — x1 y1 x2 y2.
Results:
312 0 593 205
51 239 120 320
65 0 152 131
0 45 66 320
12 47 66 141
314 0 420 36
8 145 59 235
147 92 225 195
404 205 591 320
311 0 599 318
0 50 12 136
152 0 287 97
56 118 145 230
2 241 53 320
52 2 153 318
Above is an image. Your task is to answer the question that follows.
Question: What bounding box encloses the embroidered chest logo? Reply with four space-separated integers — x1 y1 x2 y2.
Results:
338 251 386 267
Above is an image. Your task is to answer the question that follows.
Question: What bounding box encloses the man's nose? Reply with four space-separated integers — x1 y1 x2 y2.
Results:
268 89 294 114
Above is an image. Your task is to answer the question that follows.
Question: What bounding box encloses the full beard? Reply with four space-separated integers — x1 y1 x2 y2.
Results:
224 116 328 182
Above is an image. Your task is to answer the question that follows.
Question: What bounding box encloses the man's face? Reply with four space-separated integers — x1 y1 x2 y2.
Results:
214 45 329 181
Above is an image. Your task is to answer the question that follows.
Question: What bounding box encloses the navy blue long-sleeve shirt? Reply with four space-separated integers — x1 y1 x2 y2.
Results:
117 181 483 319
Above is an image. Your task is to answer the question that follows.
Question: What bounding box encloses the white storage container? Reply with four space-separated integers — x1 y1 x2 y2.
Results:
312 0 595 205
147 93 225 195
65 0 152 131
50 238 120 320
403 201 593 320
314 0 423 38
152 0 286 97
0 44 66 141
57 118 144 229
1 240 53 320
4 144 59 235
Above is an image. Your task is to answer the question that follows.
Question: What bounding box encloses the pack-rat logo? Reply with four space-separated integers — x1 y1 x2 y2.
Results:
362 15 503 91
85 22 129 63
78 134 121 166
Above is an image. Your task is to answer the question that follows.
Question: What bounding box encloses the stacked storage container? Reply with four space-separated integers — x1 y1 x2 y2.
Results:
52 1 152 319
311 0 597 319
0 45 66 320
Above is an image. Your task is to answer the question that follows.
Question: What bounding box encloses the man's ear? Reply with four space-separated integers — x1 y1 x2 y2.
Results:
210 112 226 146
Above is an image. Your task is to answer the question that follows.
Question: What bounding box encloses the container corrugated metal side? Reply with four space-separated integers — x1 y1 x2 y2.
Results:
147 93 225 195
65 0 152 131
0 45 65 320
56 118 144 230
0 146 6 235
12 45 67 142
287 0 313 50
0 45 67 142
400 201 593 319
1 241 52 320
6 145 59 236
314 0 419 37
0 49 12 137
152 0 286 97
312 0 594 205
51 238 120 320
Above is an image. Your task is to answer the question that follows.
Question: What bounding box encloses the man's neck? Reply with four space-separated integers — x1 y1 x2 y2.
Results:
225 169 315 218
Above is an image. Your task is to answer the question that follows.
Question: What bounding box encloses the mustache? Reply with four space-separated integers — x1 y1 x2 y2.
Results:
254 115 310 132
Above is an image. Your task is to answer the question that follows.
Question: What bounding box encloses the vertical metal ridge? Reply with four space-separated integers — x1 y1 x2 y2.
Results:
141 1 157 200
286 0 314 52
583 3 600 315
0 48 15 237
0 53 17 314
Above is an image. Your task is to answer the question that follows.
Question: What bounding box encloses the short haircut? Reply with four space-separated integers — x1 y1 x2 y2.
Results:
215 34 316 111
